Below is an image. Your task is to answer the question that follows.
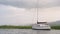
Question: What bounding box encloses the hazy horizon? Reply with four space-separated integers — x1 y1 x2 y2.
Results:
0 0 60 25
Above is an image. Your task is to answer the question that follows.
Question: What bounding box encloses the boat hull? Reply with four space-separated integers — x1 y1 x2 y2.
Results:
32 24 51 30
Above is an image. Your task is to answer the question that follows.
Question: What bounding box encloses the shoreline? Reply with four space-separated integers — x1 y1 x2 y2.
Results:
0 25 60 29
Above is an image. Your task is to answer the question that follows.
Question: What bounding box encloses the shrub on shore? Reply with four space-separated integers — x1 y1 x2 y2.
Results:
0 25 60 29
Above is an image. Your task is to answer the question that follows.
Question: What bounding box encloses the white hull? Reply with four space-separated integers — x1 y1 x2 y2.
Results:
32 24 51 30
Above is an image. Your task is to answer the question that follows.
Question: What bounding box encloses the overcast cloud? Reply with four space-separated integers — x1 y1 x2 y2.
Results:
0 0 60 8
0 0 60 25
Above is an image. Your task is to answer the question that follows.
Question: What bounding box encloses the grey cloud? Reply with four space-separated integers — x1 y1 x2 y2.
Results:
0 4 16 25
0 4 35 25
0 4 15 17
0 0 60 8
0 3 60 25
0 0 36 8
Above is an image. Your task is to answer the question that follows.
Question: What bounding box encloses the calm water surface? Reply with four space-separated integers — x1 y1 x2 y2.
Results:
0 29 60 34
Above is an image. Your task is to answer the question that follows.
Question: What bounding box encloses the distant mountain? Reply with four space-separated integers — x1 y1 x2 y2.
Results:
48 21 60 26
26 21 60 26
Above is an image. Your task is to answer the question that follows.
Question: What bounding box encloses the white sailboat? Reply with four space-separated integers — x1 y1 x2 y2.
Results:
32 22 51 30
32 0 51 30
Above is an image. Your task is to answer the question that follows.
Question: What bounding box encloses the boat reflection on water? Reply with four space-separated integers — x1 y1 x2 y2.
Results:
32 30 51 34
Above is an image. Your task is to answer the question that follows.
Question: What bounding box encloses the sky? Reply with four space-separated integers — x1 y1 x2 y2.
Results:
0 0 60 25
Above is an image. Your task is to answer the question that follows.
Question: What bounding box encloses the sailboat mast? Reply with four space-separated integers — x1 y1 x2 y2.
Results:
37 7 38 23
37 0 39 24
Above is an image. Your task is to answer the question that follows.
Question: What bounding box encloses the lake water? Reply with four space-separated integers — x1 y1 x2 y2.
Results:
0 29 60 34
